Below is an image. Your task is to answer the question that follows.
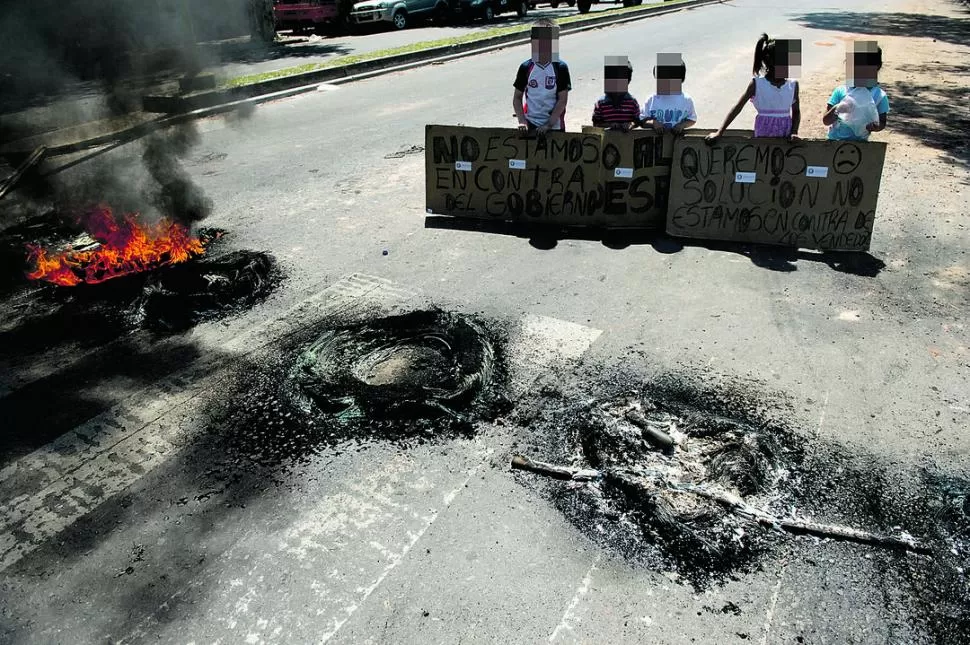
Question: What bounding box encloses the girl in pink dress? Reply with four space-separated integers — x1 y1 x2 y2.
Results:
706 34 802 142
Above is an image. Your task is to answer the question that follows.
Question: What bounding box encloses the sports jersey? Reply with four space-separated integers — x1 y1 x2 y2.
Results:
513 59 572 130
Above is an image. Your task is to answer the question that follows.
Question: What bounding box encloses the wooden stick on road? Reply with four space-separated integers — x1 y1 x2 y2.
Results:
511 454 931 554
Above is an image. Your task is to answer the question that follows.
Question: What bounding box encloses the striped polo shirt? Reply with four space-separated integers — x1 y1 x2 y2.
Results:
591 93 641 127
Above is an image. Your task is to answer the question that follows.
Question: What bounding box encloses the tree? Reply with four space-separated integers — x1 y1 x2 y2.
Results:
248 0 276 43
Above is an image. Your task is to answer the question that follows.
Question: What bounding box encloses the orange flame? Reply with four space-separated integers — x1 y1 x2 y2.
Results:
25 206 205 287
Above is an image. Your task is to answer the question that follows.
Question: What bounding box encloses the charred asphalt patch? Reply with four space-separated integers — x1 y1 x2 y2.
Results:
199 308 513 469
509 365 969 643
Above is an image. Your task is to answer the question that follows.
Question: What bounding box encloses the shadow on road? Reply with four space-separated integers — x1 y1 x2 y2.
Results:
793 11 970 172
887 59 970 173
793 10 970 47
425 216 887 276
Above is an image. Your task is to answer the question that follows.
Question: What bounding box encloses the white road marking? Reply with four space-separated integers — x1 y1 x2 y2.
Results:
758 565 787 645
0 271 603 624
0 274 409 573
548 556 600 642
506 314 603 395
318 454 491 643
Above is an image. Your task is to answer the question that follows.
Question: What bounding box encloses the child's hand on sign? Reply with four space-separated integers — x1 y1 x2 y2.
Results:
789 132 801 142
650 120 665 134
704 131 721 144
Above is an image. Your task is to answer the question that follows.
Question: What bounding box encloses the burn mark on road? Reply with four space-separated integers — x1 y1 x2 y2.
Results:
203 309 511 468
511 367 969 643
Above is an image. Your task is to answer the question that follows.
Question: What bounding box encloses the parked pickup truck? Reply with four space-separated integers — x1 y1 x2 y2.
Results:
349 0 450 30
273 0 340 33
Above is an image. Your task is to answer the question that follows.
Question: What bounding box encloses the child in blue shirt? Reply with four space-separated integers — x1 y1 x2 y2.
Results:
823 41 889 140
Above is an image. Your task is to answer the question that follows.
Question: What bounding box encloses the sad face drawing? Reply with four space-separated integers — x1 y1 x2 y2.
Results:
833 143 863 174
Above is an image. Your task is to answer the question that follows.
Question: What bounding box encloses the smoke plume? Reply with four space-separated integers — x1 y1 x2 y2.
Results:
1 0 270 229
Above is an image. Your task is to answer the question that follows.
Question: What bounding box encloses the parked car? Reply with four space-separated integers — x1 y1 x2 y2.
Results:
273 0 341 34
573 0 641 13
349 0 450 30
526 0 575 8
455 0 528 21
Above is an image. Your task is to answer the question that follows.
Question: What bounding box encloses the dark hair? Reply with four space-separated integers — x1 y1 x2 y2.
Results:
605 61 634 81
753 33 776 77
653 63 686 81
853 46 883 70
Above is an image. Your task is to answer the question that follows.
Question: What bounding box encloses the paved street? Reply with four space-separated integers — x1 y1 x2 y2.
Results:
1 0 969 643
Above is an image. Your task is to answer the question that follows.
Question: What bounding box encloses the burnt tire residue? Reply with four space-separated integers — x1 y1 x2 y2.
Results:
133 249 277 331
511 369 970 644
0 223 277 343
289 310 496 423
211 309 511 468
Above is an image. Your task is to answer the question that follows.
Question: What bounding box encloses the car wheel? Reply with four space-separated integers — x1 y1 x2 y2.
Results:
550 1 559 7
392 10 408 29
517 1 528 16
576 0 591 12
567 0 575 5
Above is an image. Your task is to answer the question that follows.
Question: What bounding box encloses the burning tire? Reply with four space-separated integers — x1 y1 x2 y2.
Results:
135 249 275 331
290 310 496 422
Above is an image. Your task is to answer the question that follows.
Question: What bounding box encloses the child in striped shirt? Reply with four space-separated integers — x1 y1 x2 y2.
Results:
591 56 640 131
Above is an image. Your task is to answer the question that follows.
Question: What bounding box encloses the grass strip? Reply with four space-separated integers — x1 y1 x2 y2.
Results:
222 0 688 88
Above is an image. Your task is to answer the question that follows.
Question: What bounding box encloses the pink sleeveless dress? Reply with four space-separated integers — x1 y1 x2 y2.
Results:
750 76 796 137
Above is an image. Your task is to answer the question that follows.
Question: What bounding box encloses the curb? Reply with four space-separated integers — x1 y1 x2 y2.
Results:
143 0 722 113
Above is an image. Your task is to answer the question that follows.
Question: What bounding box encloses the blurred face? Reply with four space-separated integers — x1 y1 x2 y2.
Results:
773 40 802 79
656 78 682 95
531 27 559 64
604 57 630 93
604 77 629 93
655 54 684 95
847 41 880 87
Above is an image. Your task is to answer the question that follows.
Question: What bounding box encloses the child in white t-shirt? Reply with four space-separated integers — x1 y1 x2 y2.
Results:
639 53 697 134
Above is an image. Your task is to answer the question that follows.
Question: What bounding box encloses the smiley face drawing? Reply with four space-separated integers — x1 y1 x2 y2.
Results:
833 143 863 174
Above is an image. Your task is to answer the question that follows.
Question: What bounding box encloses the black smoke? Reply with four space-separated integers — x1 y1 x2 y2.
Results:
1 1 271 229
144 127 214 226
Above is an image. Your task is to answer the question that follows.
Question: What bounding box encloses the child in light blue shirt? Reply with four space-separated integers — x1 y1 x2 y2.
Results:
823 41 889 141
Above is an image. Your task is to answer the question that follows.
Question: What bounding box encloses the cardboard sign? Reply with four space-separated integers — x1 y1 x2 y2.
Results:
425 125 673 228
666 133 887 251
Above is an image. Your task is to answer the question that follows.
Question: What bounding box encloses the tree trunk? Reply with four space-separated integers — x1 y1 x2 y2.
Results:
248 0 276 43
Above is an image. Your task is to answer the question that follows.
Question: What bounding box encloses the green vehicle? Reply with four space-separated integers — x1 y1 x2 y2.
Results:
349 0 451 30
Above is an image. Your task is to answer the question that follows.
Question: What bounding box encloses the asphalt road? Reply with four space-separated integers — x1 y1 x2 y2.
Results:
2 0 969 643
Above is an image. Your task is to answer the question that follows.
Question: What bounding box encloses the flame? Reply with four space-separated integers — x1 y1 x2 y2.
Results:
25 206 205 287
